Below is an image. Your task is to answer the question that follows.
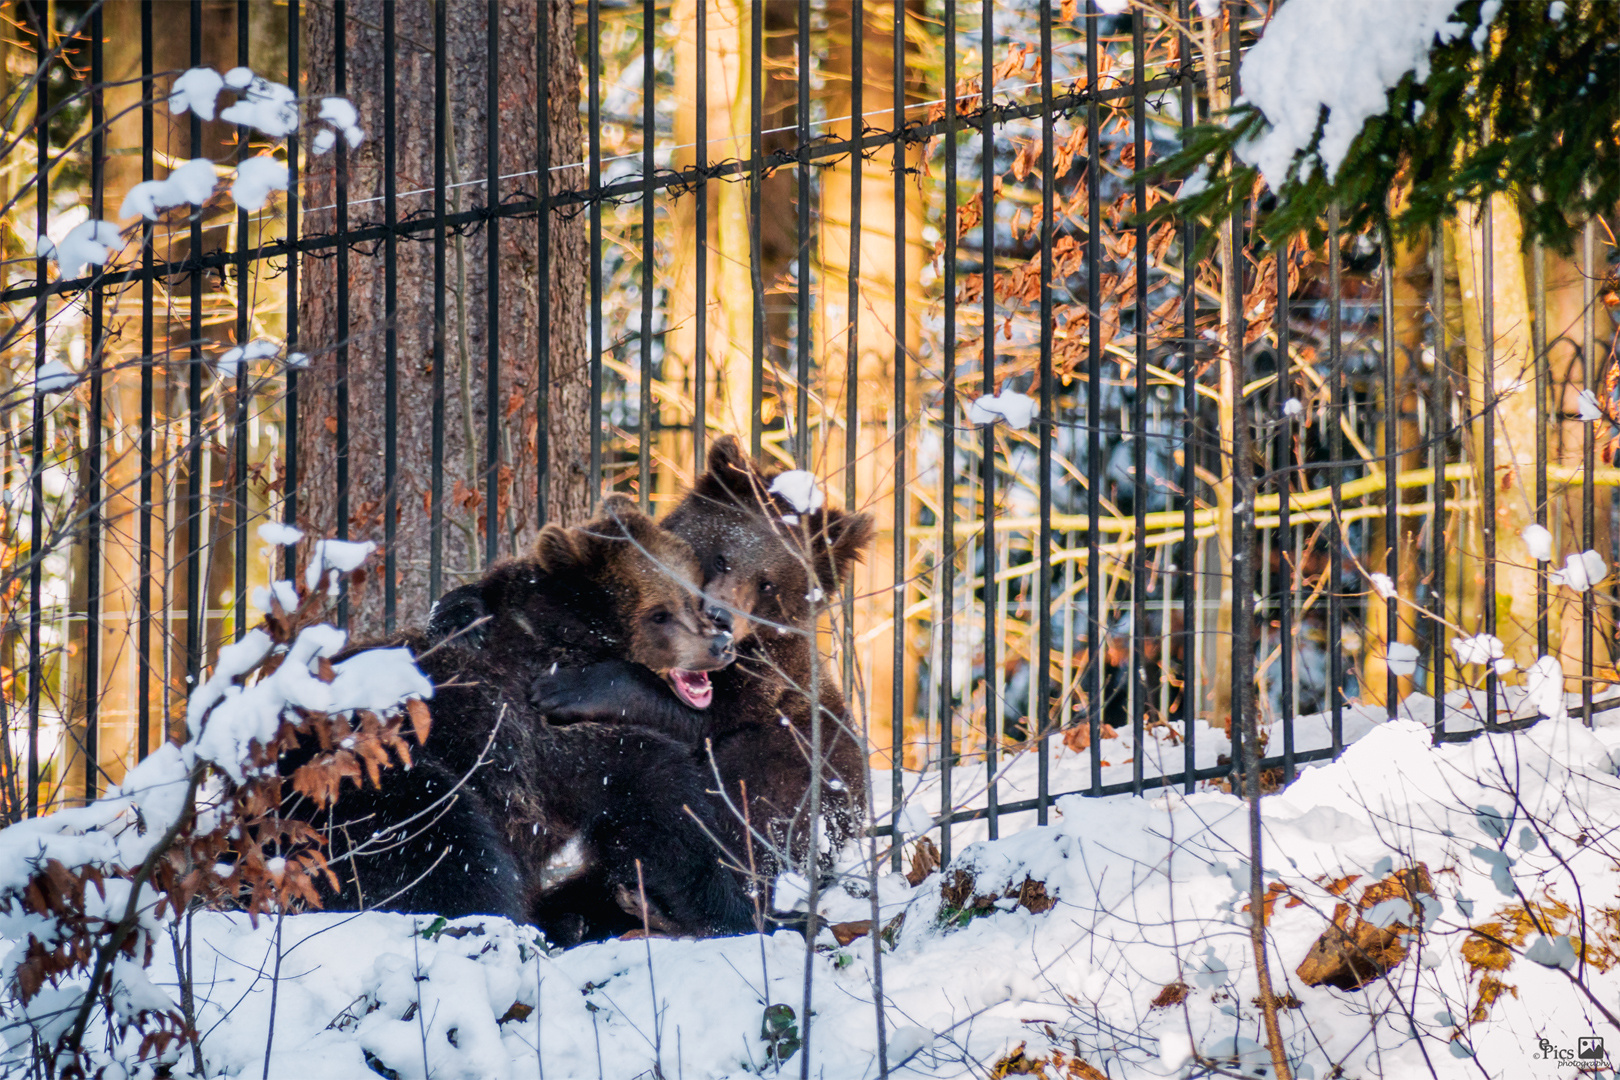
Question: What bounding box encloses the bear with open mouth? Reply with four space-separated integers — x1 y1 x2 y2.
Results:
529 438 876 900
291 496 755 945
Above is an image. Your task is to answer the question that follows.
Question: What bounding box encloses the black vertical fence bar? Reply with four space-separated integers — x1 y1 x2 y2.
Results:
1178 0 1196 793
486 1 502 561
1277 229 1294 781
1532 238 1547 656
1226 12 1251 793
693 0 708 474
139 0 155 759
748 0 764 460
536 0 551 528
639 0 654 513
384 2 399 630
335 0 351 621
1482 207 1496 730
1083 4 1101 795
1035 0 1054 825
1129 12 1147 797
234 0 250 641
430 0 447 598
284 0 301 583
939 0 957 864
794 0 810 467
1327 205 1343 754
27 7 46 815
1430 229 1447 742
1582 211 1595 724
85 5 104 802
588 0 604 505
842 0 862 701
185 0 203 690
798 0 822 1044
889 0 907 871
980 0 998 838
1381 224 1397 716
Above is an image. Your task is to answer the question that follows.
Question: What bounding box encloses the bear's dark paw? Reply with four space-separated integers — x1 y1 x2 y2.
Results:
530 660 658 724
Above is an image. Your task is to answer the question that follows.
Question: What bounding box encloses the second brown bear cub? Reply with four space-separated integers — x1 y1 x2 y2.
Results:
533 437 876 888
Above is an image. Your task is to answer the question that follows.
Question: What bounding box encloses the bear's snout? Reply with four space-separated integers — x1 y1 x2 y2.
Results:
709 628 734 660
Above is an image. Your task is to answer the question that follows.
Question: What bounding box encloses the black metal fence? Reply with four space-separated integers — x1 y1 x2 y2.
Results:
1 0 1615 865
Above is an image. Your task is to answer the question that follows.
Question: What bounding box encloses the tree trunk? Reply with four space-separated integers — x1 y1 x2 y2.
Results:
1543 232 1616 687
298 0 588 636
662 0 798 456
1450 195 1549 673
1361 227 1428 707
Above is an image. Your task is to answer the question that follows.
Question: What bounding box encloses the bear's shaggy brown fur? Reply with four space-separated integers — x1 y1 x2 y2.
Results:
300 498 753 944
531 437 876 887
432 495 736 731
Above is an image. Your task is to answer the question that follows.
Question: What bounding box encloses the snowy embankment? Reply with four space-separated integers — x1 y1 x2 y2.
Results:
74 711 1620 1079
875 683 1620 845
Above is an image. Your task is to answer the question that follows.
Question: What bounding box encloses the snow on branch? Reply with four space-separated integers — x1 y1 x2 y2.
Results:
111 67 365 228
966 387 1038 429
1237 0 1470 192
769 471 826 516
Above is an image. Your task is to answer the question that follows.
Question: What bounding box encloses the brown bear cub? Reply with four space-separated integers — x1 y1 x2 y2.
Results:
300 497 753 945
531 437 876 891
431 494 736 733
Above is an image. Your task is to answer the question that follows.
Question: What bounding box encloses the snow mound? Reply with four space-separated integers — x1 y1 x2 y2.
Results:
46 219 122 277
6 710 1617 1077
120 158 219 220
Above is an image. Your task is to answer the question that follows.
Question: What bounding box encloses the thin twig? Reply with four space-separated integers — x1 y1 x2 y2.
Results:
261 909 286 1080
635 860 664 1080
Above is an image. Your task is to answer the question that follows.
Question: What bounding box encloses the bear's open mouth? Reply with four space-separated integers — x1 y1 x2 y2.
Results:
667 669 714 709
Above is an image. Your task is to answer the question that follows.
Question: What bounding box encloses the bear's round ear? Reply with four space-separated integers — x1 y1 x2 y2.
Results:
600 493 639 519
808 509 877 597
425 582 490 645
533 524 584 574
705 434 748 477
593 493 658 544
692 434 763 506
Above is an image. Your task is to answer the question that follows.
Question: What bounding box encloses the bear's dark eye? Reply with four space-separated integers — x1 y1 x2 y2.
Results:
650 610 671 625
759 579 775 596
714 553 730 573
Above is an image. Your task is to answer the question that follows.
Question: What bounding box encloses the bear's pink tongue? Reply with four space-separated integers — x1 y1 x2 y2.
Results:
669 669 714 709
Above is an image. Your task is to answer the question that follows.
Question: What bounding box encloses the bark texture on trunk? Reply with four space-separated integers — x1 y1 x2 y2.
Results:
299 0 588 636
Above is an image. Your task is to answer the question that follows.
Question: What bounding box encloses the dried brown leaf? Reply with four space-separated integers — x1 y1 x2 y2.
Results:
407 698 432 746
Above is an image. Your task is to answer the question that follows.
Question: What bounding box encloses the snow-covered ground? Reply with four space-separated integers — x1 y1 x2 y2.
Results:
875 684 1620 845
24 703 1619 1079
